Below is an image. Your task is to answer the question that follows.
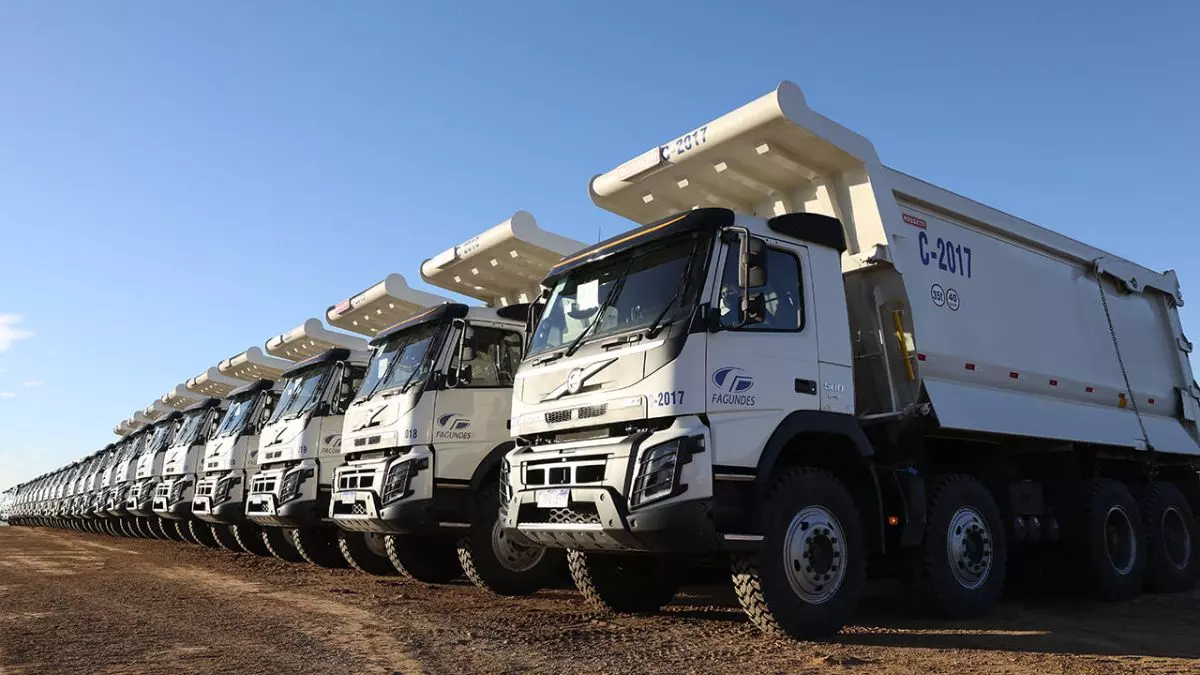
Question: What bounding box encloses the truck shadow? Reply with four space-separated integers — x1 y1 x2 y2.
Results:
665 578 1200 659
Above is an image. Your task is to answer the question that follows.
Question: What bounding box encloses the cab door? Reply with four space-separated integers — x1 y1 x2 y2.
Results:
704 235 819 469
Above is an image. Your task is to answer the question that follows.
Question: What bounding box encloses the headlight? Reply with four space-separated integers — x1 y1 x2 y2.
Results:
499 457 513 506
279 468 313 504
382 461 415 504
214 476 239 504
630 435 703 508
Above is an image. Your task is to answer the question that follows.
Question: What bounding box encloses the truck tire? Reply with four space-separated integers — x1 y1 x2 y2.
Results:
188 520 221 549
731 467 866 639
120 519 139 538
262 527 306 562
905 474 1006 618
458 480 562 596
1072 478 1146 601
384 534 462 582
158 518 184 541
135 518 154 538
210 524 242 551
232 524 273 557
173 520 197 544
568 550 677 613
1136 481 1198 592
337 531 396 575
291 528 348 568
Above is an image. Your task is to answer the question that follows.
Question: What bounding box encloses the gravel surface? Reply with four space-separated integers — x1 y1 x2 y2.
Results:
1 526 1198 674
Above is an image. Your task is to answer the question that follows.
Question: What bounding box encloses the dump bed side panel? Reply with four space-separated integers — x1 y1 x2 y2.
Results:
885 190 1199 455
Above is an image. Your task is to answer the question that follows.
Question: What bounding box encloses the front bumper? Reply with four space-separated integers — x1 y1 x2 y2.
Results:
152 476 196 520
503 416 718 553
246 461 324 528
126 480 159 517
329 448 443 535
191 472 246 524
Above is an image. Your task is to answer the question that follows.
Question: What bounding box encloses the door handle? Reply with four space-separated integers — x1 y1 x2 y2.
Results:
795 379 817 396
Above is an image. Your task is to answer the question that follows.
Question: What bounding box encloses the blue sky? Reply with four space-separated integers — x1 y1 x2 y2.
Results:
1 1 1198 489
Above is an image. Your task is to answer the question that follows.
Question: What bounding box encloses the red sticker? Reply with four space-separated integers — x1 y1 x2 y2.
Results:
902 213 927 229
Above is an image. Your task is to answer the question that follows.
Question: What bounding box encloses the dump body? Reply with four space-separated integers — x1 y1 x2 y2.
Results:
590 80 1200 458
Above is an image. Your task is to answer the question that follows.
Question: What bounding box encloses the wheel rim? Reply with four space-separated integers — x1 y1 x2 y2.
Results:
782 505 846 604
946 506 993 590
363 532 388 558
1160 506 1191 570
491 518 545 572
1104 505 1136 575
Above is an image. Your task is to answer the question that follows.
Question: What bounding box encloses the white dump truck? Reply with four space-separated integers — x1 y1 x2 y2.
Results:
126 404 184 539
152 375 228 545
102 432 147 537
191 347 292 555
502 81 1200 638
244 319 370 566
328 216 582 590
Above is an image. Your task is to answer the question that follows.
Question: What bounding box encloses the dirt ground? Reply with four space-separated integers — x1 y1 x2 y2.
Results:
1 527 1198 674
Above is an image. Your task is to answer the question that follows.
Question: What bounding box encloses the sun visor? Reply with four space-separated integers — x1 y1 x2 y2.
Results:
219 346 293 382
185 367 244 399
265 318 369 362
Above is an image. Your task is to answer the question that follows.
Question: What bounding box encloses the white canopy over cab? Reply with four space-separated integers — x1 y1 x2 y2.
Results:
160 384 205 411
219 346 293 382
326 273 450 338
265 318 368 362
185 367 244 399
114 418 142 436
420 211 584 307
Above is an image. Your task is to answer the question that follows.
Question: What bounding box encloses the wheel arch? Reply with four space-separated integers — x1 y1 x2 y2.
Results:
469 440 517 494
754 411 885 554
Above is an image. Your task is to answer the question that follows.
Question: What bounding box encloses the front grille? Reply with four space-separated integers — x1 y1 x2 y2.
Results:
544 410 572 425
522 457 606 487
578 404 607 420
337 469 377 490
520 502 601 526
251 476 277 494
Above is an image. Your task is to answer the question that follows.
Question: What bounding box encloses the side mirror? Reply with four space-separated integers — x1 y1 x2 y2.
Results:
460 325 477 363
739 235 768 289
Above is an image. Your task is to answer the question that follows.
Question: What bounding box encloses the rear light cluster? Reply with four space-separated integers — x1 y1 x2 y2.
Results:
630 436 703 508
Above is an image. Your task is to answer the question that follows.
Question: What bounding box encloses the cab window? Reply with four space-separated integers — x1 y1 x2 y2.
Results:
453 326 523 387
718 245 804 331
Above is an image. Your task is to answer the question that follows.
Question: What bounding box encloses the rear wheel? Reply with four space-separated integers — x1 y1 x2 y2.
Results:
732 468 866 639
338 531 396 575
189 520 221 549
906 474 1007 618
458 479 562 596
1072 478 1146 601
1136 481 1198 592
568 550 677 613
232 524 273 557
384 534 462 582
210 524 242 551
291 528 349 568
262 527 305 562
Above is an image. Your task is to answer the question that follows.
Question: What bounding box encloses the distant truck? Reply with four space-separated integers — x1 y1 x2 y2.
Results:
328 217 582 591
502 81 1200 638
244 319 370 566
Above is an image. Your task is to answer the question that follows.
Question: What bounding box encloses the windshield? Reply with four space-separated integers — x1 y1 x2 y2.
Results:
527 233 711 358
215 393 258 439
357 321 445 399
143 423 175 456
267 365 332 424
173 409 212 448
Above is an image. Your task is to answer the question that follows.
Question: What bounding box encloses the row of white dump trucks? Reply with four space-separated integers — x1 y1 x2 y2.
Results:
4 81 1199 638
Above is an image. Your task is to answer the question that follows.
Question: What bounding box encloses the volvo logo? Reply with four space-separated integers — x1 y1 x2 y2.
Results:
566 368 584 395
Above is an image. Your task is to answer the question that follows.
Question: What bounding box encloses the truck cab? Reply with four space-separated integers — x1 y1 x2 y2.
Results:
192 350 288 555
326 223 577 588
244 319 368 564
126 410 183 538
152 395 224 542
103 432 146 536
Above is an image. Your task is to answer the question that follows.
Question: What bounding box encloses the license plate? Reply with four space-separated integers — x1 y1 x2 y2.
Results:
536 488 570 509
338 492 356 504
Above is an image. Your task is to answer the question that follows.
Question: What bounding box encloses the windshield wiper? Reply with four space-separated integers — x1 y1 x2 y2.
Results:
565 257 635 357
645 239 701 338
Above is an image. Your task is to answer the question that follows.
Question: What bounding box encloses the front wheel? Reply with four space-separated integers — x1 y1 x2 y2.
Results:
262 527 305 562
337 531 396 575
568 550 677 613
189 520 221 549
232 523 273 557
291 528 349 568
210 524 242 551
905 474 1007 618
458 480 562 596
732 468 866 639
384 534 461 582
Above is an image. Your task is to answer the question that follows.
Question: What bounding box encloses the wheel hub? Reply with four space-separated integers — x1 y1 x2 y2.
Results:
363 532 388 558
946 506 992 590
1104 505 1136 575
1160 506 1191 570
783 505 847 604
491 519 545 572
